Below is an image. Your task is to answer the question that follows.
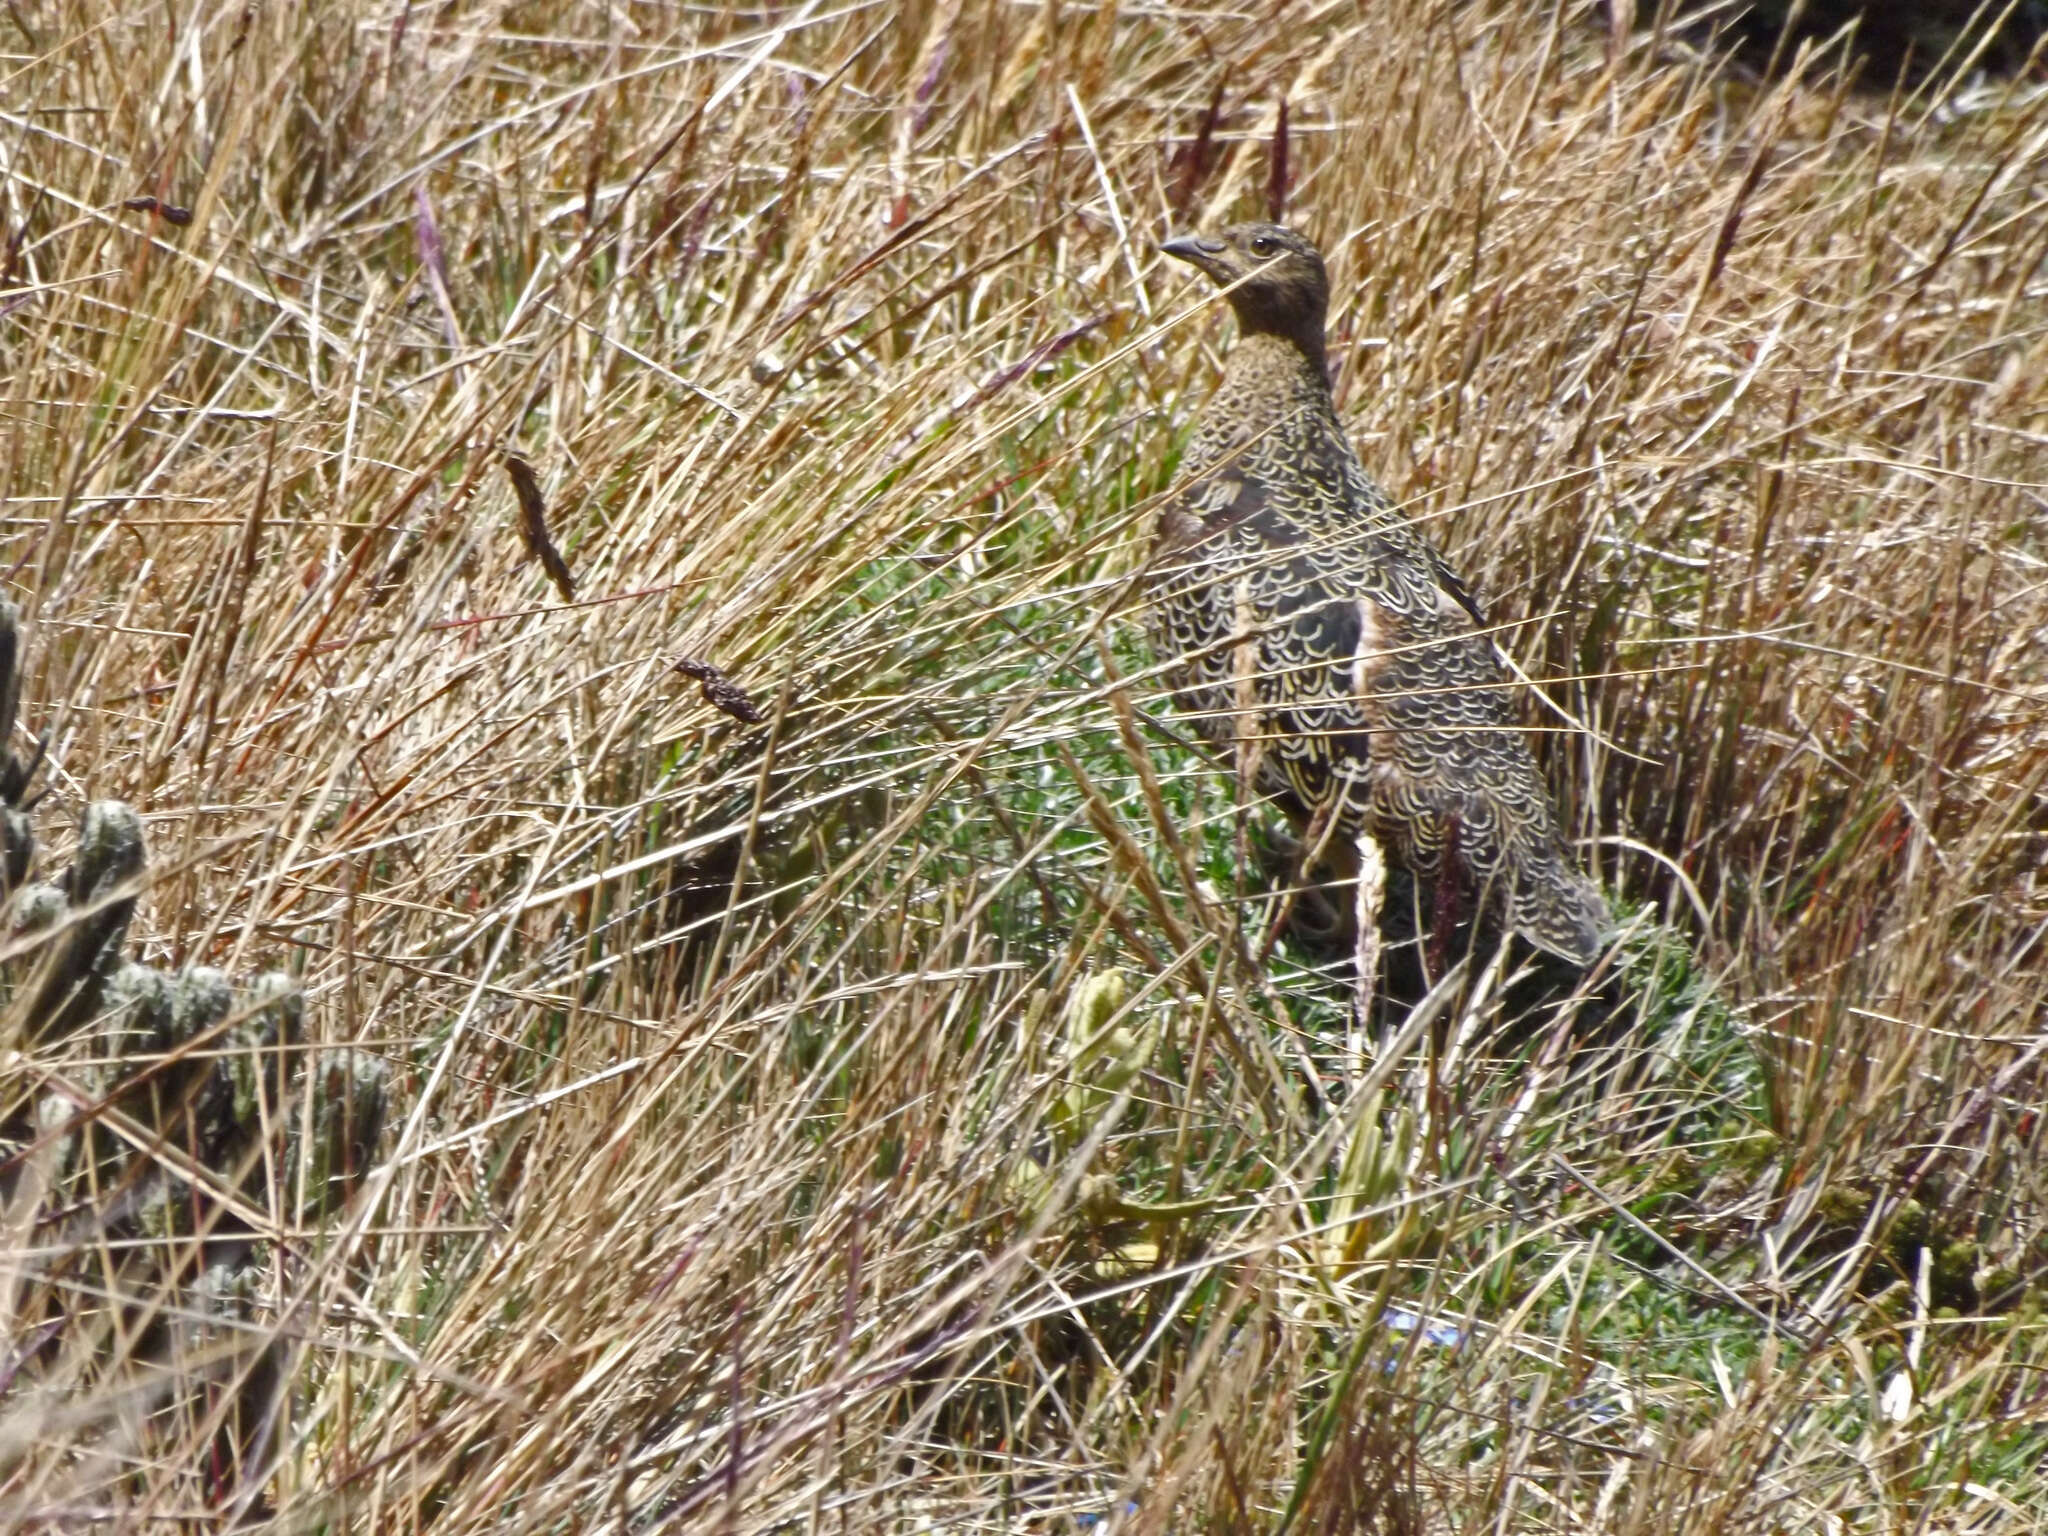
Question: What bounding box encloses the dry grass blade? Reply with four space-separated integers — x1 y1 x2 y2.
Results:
0 2 2043 1531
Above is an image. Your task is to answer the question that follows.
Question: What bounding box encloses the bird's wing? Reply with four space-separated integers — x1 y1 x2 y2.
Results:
1323 447 1489 632
1424 546 1490 629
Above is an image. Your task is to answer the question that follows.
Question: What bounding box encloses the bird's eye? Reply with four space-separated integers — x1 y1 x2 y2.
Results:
1250 236 1276 256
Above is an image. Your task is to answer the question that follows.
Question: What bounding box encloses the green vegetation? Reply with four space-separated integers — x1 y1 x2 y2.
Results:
2 2 2043 1529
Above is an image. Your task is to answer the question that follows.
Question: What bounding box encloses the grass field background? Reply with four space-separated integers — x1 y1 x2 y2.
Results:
3 1 2045 1529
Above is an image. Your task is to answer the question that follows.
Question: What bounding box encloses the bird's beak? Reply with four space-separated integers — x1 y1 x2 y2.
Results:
1159 233 1225 266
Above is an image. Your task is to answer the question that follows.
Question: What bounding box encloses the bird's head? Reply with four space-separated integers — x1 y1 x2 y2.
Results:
1159 222 1329 353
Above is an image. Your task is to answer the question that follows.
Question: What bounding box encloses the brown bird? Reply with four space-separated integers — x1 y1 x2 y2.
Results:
1150 222 1607 968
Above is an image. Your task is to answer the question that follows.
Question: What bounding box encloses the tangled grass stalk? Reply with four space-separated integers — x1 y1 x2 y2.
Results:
0 2 2043 1530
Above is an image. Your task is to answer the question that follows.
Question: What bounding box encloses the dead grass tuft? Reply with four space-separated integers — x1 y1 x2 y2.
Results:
2 1 2044 1530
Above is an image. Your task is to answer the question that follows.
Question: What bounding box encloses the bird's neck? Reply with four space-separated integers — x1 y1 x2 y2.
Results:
1192 331 1335 457
1231 301 1330 378
1183 332 1337 479
1220 330 1331 405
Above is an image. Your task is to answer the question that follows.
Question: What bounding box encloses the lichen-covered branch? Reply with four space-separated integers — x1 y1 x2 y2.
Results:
0 601 390 1518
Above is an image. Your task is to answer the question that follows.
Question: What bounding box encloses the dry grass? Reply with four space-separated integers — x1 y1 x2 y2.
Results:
3 1 2046 1530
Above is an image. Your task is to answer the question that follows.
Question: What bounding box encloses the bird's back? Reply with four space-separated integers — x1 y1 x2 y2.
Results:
1150 334 1606 965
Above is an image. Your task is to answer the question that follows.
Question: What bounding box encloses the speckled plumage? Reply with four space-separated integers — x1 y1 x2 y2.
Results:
1151 223 1607 965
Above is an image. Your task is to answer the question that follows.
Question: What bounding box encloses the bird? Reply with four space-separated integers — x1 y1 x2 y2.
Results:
1149 221 1608 970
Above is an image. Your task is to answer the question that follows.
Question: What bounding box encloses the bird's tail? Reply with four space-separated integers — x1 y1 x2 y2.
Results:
1508 844 1609 967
